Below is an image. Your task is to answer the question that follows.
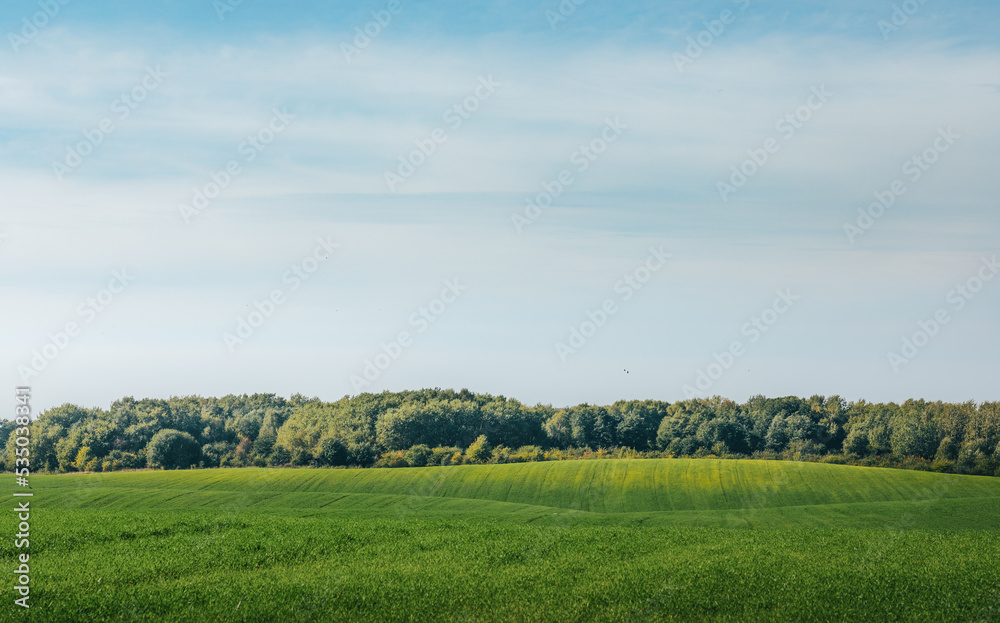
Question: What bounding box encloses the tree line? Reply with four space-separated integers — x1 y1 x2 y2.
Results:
2 389 999 476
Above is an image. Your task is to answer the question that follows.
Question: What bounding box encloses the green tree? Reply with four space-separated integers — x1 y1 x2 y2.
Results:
146 429 200 469
202 442 235 467
74 446 94 472
935 437 959 461
268 446 291 466
347 442 377 467
316 438 349 466
466 435 492 464
543 410 572 448
404 444 433 467
891 418 935 459
764 415 788 451
253 426 278 457
55 435 81 472
843 427 869 456
615 400 670 451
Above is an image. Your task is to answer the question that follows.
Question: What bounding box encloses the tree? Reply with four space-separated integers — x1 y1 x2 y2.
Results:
146 429 200 469
74 446 94 472
615 400 669 451
466 435 492 464
268 446 291 467
843 427 869 456
253 426 278 457
935 437 958 462
764 415 788 451
404 444 433 467
201 442 234 468
346 442 376 467
316 438 349 466
566 404 615 448
543 410 572 448
55 435 81 472
890 418 935 459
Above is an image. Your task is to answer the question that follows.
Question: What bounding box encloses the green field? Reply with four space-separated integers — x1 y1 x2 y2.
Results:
4 459 1000 622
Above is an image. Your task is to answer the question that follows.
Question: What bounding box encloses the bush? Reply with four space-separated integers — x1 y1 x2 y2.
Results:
374 451 409 468
930 459 955 473
513 445 544 463
490 445 511 464
430 446 462 465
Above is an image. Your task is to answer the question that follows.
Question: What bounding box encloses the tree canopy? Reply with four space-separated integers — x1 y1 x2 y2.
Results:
2 390 998 477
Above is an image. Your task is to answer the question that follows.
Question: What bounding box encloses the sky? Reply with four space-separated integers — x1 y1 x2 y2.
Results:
1 0 998 413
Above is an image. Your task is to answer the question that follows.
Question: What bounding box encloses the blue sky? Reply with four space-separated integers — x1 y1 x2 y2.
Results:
2 0 998 412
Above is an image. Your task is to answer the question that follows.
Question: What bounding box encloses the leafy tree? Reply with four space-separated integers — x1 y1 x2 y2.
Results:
512 445 544 462
430 446 463 465
543 410 572 448
564 404 618 449
616 400 669 451
764 415 788 451
146 429 200 469
404 444 433 467
843 427 869 456
268 445 291 466
466 435 492 464
55 435 81 472
253 426 278 457
74 446 94 472
935 437 959 462
890 417 935 459
202 442 235 467
374 451 409 468
343 441 374 466
316 438 349 466
490 445 511 464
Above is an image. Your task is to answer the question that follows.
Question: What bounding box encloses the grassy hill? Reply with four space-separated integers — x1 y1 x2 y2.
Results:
34 458 1000 530
6 459 1000 622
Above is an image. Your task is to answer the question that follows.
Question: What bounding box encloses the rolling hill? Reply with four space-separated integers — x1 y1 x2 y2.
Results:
35 458 1000 530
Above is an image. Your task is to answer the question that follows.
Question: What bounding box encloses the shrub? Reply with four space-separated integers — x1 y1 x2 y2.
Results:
930 459 955 473
374 451 409 468
430 446 462 465
490 445 511 464
513 445 544 463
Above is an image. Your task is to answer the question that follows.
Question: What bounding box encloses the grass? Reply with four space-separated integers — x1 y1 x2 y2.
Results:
3 459 1000 621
